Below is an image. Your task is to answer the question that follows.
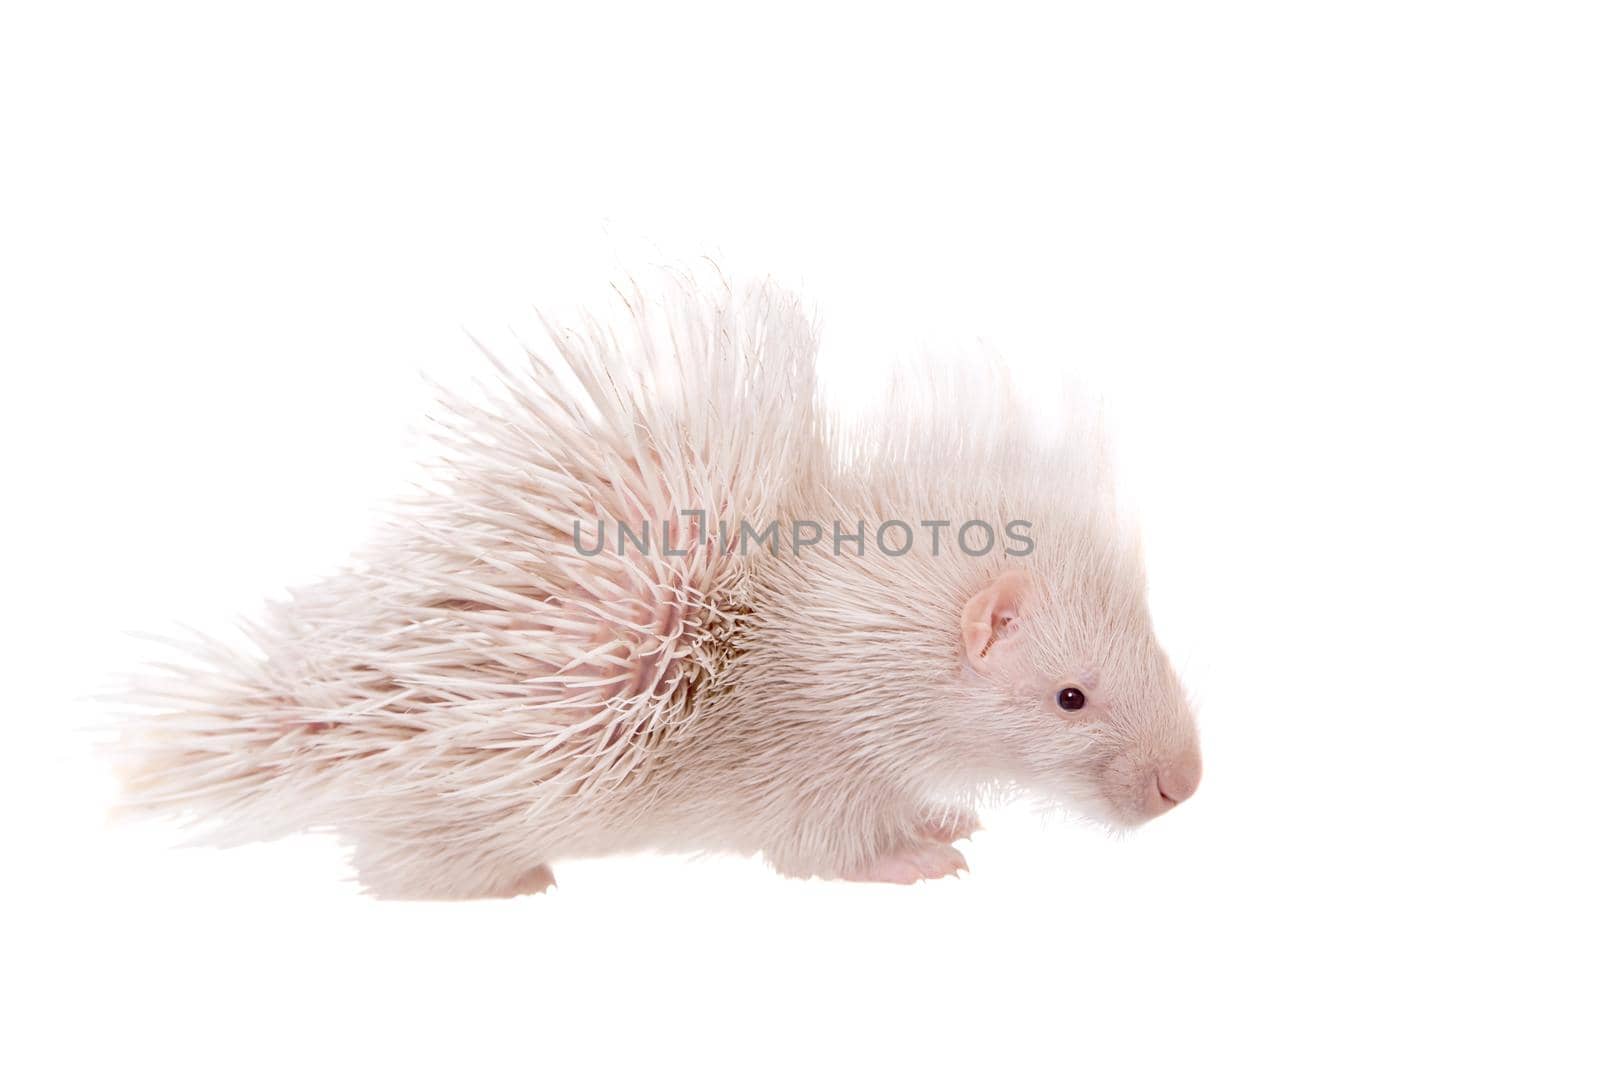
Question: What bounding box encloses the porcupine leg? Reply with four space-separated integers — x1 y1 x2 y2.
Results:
913 805 981 845
347 835 557 900
762 805 976 885
837 806 978 883
765 842 967 885
841 843 969 885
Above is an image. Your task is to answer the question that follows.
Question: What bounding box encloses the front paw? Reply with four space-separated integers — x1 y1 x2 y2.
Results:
844 843 968 885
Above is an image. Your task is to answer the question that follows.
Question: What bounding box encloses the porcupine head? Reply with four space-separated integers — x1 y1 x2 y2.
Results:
749 364 1204 852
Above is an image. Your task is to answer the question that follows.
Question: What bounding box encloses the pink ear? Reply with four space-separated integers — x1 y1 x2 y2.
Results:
960 570 1030 673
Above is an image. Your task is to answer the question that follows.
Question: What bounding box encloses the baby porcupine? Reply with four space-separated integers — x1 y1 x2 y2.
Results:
116 269 1201 898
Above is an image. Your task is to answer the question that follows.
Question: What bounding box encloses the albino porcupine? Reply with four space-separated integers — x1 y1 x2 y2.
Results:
116 268 1201 898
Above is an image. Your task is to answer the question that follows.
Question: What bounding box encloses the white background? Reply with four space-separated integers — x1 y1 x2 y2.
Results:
4 3 1597 1064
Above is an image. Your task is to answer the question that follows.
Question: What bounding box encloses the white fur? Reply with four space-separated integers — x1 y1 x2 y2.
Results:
115 267 1199 898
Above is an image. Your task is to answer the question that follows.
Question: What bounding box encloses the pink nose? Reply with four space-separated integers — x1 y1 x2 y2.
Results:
1147 751 1202 815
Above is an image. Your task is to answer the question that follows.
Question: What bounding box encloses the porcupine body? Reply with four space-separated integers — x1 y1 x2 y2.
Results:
120 274 838 898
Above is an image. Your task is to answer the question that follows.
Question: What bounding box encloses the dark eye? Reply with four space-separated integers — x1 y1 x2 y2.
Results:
1056 687 1086 712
